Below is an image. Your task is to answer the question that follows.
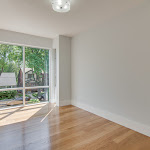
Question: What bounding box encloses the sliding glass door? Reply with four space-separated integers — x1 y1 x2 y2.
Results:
0 43 50 109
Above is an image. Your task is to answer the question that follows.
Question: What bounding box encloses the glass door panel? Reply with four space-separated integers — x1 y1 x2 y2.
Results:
25 47 49 87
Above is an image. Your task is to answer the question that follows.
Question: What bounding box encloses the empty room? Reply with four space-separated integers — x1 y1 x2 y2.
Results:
0 0 150 150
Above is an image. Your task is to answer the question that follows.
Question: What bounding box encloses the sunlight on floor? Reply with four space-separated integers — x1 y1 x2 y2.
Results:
0 103 54 126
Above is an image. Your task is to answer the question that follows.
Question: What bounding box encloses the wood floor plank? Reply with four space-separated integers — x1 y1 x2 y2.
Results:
0 103 150 150
113 130 135 143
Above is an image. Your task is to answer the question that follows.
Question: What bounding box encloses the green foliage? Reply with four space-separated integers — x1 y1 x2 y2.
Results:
32 92 38 97
0 91 17 100
28 99 40 104
25 95 31 98
32 91 45 98
0 44 22 77
25 47 49 76
18 93 23 97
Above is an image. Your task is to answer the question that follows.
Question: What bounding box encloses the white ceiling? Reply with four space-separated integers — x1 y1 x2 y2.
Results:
0 0 143 38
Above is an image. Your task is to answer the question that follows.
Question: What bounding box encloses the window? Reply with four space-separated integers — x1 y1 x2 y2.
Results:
0 43 51 109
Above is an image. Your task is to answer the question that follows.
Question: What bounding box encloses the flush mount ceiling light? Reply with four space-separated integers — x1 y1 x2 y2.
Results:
51 0 71 13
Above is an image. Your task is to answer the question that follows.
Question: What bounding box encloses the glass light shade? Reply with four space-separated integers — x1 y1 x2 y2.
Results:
51 0 70 13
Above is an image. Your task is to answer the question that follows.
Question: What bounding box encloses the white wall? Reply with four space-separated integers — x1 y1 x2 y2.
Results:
71 1 150 135
53 35 71 106
0 29 52 48
50 49 56 103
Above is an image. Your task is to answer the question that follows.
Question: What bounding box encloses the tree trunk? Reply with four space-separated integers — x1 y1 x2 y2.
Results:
36 74 41 97
0 67 4 76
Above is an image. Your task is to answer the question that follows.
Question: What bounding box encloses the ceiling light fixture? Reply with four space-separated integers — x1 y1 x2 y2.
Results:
51 0 71 13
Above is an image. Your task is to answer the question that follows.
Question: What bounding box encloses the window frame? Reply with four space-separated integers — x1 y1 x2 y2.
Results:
0 41 51 110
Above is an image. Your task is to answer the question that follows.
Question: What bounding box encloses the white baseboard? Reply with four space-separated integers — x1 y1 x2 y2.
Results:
59 100 71 106
72 101 150 137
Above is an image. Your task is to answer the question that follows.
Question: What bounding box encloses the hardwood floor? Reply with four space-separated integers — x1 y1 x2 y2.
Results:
0 103 150 150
